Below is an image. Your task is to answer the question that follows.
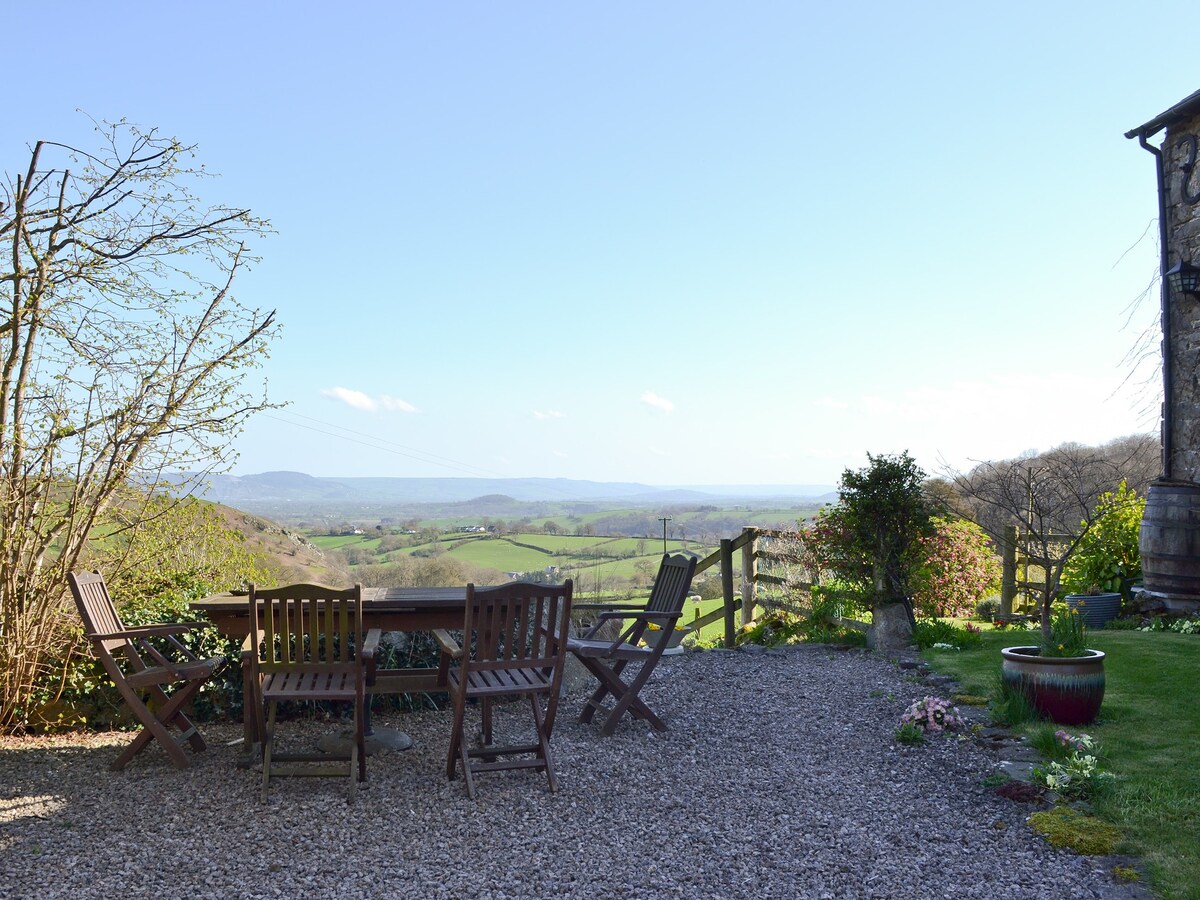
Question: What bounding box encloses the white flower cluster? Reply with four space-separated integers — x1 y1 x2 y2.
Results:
1035 734 1115 799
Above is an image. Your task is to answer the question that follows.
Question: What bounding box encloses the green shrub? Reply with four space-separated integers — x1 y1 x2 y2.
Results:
913 618 983 651
975 597 1000 622
1061 481 1144 596
737 609 804 647
894 721 925 745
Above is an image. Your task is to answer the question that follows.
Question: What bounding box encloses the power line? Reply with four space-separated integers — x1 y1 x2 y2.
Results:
261 412 499 478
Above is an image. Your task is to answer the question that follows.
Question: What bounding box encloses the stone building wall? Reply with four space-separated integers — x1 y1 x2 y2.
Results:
1164 110 1200 482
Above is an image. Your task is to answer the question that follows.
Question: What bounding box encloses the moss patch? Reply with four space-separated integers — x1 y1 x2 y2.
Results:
953 692 989 706
1111 865 1140 883
1028 807 1120 855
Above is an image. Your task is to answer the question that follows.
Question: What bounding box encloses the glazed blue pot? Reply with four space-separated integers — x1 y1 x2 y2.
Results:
1065 592 1122 629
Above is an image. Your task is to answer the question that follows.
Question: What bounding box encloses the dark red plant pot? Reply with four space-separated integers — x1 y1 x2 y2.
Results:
1000 646 1106 726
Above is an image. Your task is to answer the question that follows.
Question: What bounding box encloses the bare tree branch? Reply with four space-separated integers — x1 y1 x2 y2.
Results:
0 118 280 728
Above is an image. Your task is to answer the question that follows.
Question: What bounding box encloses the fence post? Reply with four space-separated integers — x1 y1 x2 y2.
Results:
721 538 735 648
740 527 757 627
1001 525 1017 618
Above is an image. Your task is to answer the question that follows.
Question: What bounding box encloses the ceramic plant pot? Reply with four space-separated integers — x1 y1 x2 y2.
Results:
1065 592 1122 629
1001 646 1105 725
644 626 692 655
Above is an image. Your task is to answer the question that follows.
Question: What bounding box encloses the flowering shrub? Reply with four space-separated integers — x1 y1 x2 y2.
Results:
909 518 1002 618
1139 617 1200 635
1033 729 1112 799
1034 753 1112 799
898 695 966 733
1055 729 1095 754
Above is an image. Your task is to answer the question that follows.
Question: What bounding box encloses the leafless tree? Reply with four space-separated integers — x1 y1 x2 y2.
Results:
947 436 1154 638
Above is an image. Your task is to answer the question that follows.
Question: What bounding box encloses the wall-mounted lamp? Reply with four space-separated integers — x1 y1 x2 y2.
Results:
1165 260 1200 298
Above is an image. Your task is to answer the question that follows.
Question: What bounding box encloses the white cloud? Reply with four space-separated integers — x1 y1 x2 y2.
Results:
379 394 418 413
321 386 376 411
641 390 675 413
321 387 417 413
533 409 565 420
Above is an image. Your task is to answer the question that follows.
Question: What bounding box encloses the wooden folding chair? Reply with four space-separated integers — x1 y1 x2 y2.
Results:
567 552 698 735
67 570 227 771
245 583 380 801
433 580 573 799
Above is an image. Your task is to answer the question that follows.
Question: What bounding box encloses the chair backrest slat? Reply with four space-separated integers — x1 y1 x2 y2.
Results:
645 553 699 615
248 583 362 672
462 581 573 675
67 571 126 652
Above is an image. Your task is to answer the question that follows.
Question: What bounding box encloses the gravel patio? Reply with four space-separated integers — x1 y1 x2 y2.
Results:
0 645 1149 899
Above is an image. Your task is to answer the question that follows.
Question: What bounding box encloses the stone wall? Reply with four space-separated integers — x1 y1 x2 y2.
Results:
1164 110 1200 482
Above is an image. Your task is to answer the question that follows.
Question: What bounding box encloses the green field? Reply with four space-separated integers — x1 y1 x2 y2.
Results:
309 534 381 551
444 540 561 571
314 529 721 602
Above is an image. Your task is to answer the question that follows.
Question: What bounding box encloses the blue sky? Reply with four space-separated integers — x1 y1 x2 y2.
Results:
9 2 1195 485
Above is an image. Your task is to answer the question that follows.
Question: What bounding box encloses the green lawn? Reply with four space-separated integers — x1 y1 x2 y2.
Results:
921 629 1200 899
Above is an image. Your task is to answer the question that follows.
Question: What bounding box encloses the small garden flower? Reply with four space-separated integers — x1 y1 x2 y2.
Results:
1054 729 1095 753
898 695 966 734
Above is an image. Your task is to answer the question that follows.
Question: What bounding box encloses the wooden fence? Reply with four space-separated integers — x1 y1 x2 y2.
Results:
998 524 1075 617
685 527 867 647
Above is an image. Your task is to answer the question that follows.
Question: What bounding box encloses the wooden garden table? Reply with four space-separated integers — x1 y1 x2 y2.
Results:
190 586 469 752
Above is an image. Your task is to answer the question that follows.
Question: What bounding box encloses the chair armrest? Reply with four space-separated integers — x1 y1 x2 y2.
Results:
580 609 644 639
240 635 260 683
432 629 463 659
89 622 208 641
361 628 382 685
590 609 639 622
628 611 683 622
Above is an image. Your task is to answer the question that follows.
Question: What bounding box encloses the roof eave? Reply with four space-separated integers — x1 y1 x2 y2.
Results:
1126 87 1200 140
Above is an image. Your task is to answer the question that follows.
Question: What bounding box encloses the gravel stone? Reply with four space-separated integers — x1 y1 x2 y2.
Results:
0 646 1150 899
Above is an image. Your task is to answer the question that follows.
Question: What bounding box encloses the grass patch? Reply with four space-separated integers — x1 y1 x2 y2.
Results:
921 629 1200 897
988 670 1038 728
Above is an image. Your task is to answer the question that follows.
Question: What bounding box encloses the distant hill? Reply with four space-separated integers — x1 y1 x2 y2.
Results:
175 472 836 508
208 502 349 583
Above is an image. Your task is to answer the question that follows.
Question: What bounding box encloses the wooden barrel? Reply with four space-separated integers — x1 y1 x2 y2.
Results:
1139 479 1200 602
